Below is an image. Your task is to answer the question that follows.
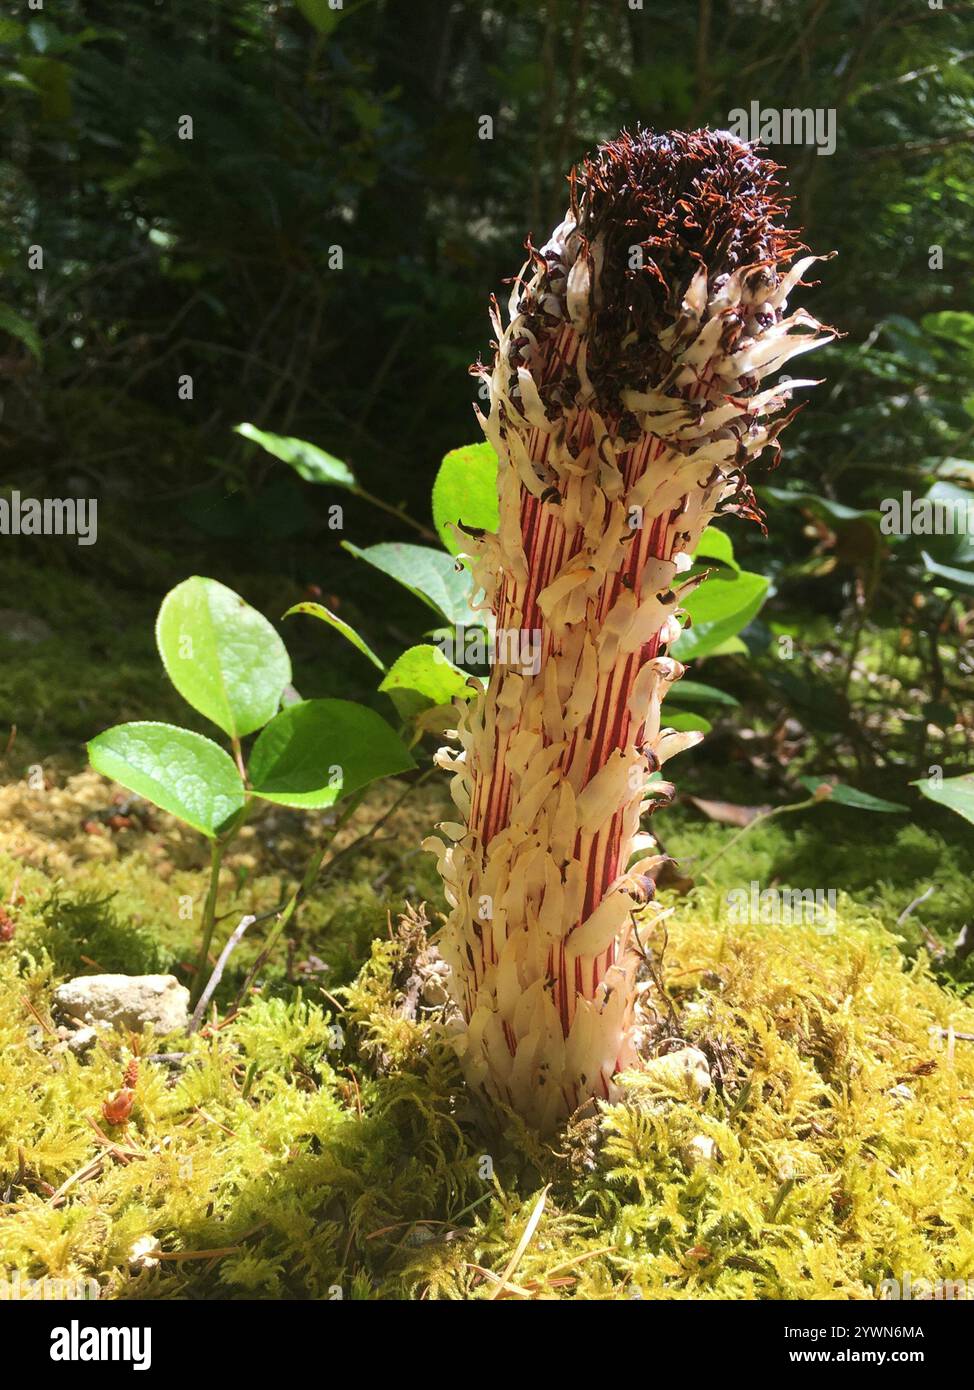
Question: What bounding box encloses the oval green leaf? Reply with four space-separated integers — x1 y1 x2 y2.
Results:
670 679 740 708
342 541 481 627
88 722 245 838
283 601 386 672
798 777 908 813
912 772 974 827
692 526 739 571
379 643 472 721
156 576 292 737
663 709 712 734
248 698 416 809
672 569 769 661
235 423 358 491
432 442 500 556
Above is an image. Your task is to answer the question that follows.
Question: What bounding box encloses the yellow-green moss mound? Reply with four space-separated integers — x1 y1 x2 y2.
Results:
2 887 972 1300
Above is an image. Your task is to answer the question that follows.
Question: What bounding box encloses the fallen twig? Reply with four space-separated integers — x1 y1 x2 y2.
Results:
188 914 256 1035
155 1246 241 1262
897 885 935 926
21 994 57 1039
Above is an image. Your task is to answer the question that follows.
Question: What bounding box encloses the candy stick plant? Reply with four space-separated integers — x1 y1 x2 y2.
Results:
426 128 834 1130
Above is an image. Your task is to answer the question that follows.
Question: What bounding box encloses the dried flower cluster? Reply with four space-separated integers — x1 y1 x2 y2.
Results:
427 128 833 1130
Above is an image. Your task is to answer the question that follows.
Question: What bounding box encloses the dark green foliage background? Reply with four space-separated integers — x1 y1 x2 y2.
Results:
1 0 972 828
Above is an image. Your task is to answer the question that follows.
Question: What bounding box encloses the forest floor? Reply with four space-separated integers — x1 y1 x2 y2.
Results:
1 548 973 1300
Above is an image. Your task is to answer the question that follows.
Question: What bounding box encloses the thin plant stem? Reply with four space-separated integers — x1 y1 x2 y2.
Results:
189 799 254 1006
318 769 434 887
325 784 371 843
231 845 325 1012
191 839 225 1007
230 736 247 782
842 547 881 700
696 796 821 881
353 486 438 542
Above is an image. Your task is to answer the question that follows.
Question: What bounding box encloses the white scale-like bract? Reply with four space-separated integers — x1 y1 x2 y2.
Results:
426 131 832 1130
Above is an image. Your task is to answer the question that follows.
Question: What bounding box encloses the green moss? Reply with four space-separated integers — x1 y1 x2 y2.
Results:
663 806 974 985
0 769 449 1013
37 887 176 978
1 737 971 1301
2 875 972 1300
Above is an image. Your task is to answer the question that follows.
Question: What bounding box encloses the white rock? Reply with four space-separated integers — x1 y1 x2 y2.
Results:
128 1236 161 1272
684 1134 718 1167
642 1047 712 1095
67 1026 99 1056
54 974 190 1035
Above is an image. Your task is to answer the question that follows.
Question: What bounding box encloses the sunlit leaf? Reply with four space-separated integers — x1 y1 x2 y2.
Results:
912 772 974 827
342 541 480 626
672 569 768 661
379 643 472 720
283 601 385 671
88 723 244 838
692 526 739 571
663 709 712 734
432 442 499 556
235 423 358 491
156 577 291 737
249 698 415 808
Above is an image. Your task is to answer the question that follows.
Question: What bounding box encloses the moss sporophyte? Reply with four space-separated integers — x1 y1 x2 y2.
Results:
427 128 834 1131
